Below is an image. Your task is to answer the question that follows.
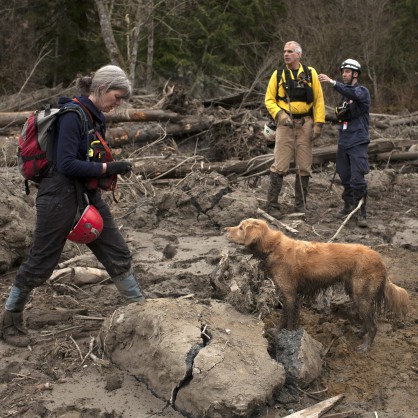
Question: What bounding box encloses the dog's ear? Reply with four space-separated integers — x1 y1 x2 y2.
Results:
243 220 262 247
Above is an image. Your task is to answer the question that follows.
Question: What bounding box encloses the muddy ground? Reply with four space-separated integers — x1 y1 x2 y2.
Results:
0 122 417 418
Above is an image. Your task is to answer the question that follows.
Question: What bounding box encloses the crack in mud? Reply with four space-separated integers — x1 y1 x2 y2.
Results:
170 323 212 411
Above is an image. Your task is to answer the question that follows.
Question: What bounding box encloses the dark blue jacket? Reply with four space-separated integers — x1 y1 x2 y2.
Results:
333 82 370 149
53 95 106 178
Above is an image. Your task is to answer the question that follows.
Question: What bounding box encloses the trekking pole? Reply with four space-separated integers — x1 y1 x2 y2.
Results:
329 138 340 192
329 167 337 192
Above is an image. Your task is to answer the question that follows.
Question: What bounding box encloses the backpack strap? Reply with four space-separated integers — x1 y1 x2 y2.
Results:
276 64 313 104
72 98 94 125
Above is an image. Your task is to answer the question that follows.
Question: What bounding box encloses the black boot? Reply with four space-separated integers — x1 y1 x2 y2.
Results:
336 188 354 218
294 175 309 213
266 172 283 219
0 310 30 347
354 189 368 228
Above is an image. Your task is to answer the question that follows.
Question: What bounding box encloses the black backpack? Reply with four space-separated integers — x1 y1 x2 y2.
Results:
276 64 313 104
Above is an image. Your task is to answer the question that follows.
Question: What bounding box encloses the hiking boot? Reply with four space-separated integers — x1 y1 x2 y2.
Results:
357 213 368 228
266 203 282 219
0 310 30 347
335 201 353 218
353 189 368 228
266 172 284 218
294 175 309 213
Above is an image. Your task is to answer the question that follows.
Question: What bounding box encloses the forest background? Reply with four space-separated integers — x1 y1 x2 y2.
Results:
1 0 417 113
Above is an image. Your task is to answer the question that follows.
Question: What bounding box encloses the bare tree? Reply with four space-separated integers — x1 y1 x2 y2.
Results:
94 0 126 67
145 0 155 88
126 2 143 87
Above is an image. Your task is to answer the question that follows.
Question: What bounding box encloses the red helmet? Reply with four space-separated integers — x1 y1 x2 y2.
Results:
67 205 103 244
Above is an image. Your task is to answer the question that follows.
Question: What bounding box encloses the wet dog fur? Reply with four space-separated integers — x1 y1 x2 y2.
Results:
225 218 409 351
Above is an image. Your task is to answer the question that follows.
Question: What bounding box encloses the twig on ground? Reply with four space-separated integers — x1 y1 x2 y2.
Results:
73 315 105 321
256 208 298 234
39 325 83 338
323 337 336 356
150 155 204 181
10 373 36 380
70 336 83 361
295 385 323 401
328 198 364 242
81 336 110 367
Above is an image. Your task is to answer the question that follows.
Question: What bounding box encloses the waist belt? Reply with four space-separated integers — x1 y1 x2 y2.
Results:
285 110 313 119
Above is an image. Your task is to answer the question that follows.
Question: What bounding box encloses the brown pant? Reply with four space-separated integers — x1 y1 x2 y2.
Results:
270 116 313 176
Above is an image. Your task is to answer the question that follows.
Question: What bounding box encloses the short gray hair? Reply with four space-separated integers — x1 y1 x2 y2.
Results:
76 65 132 99
286 41 302 56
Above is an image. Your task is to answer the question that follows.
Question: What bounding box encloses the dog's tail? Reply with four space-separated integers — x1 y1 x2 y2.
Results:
384 280 409 318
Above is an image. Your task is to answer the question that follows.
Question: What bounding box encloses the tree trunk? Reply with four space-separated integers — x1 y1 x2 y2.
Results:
0 108 184 127
94 0 125 67
146 0 155 88
128 2 143 88
106 115 212 147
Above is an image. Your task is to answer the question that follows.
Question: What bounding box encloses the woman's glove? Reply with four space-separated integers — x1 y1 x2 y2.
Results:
106 161 132 176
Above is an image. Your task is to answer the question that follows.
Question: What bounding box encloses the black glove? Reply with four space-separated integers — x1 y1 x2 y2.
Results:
106 161 132 176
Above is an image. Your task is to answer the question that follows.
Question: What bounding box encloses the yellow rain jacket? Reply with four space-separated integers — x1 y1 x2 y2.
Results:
265 63 325 124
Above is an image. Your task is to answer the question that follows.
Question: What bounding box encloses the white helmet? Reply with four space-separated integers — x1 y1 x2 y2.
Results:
263 121 276 139
340 59 361 74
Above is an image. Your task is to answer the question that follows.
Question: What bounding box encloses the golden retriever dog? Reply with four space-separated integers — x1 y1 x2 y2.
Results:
225 218 409 352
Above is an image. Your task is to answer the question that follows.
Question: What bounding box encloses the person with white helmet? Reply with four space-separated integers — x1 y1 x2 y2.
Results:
265 41 325 218
0 65 146 347
319 59 371 227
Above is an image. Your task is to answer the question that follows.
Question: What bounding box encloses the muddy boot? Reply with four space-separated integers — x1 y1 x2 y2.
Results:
266 172 283 219
335 188 353 218
113 272 146 304
294 175 309 212
357 201 368 227
354 189 368 228
0 310 30 347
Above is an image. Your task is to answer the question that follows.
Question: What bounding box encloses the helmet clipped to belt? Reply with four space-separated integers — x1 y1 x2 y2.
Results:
67 204 103 244
263 120 277 139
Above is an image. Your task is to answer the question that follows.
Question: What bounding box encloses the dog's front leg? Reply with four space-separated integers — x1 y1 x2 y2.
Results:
279 292 298 330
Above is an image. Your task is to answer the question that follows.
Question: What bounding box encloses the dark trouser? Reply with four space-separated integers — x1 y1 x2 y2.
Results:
10 172 131 308
336 144 369 204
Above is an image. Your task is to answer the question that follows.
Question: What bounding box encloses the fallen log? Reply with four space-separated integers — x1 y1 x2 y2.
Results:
0 84 66 112
388 112 418 127
134 157 253 179
312 138 417 164
0 108 185 127
106 115 212 147
131 138 416 180
376 151 418 162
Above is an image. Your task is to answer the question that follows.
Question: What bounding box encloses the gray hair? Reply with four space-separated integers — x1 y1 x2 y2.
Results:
286 41 302 56
76 65 132 99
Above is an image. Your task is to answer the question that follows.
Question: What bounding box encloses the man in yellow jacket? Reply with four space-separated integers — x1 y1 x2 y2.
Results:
265 41 325 217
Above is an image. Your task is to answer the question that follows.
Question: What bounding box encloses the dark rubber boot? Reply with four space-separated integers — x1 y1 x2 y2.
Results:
357 200 368 227
266 172 283 219
336 188 354 218
113 273 146 304
0 310 30 348
354 189 368 228
294 175 309 212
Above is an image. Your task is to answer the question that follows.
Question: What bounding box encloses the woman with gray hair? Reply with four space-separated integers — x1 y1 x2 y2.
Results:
0 65 146 347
